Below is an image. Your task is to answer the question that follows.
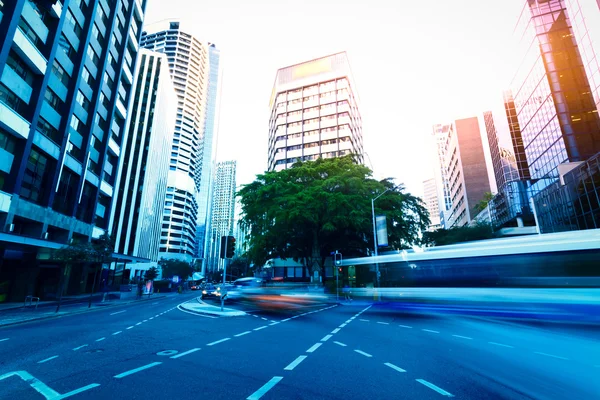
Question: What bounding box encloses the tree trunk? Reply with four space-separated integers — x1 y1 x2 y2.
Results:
55 265 67 313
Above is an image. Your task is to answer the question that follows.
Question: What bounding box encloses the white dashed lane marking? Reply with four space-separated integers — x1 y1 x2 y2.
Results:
95 337 105 342
114 362 162 378
171 348 201 359
334 341 347 347
321 335 332 342
235 331 252 337
284 355 307 371
354 350 372 358
38 356 59 364
126 326 134 330
306 343 322 353
384 362 406 373
452 335 472 340
72 345 88 351
422 329 439 334
377 322 389 325
398 325 413 328
0 338 8 342
488 342 514 348
534 352 569 360
207 338 231 346
112 331 122 336
254 326 267 331
109 310 126 315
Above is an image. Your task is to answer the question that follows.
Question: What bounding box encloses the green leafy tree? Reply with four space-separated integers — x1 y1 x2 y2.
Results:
51 238 90 312
159 258 193 280
422 223 495 247
238 156 429 281
144 267 159 281
474 192 495 213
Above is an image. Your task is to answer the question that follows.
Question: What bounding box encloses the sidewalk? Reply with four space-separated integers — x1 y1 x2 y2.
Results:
178 297 246 317
0 292 178 328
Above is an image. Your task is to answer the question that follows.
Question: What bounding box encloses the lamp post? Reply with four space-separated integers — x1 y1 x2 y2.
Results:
371 186 396 287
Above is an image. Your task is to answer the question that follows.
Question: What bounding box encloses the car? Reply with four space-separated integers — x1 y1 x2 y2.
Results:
201 284 225 299
190 284 201 290
233 277 264 288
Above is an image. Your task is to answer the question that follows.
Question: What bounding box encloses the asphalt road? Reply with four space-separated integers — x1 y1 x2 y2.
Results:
0 293 598 399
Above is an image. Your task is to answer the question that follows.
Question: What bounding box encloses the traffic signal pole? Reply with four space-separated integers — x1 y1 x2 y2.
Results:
221 236 228 312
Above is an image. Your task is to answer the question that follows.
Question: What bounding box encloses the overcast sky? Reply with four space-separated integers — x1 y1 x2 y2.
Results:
144 0 525 196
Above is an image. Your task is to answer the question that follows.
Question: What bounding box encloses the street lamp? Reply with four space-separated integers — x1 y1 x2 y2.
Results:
371 186 397 287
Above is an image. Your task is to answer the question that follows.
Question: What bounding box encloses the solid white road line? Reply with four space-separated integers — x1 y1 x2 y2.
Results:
235 331 252 337
334 341 347 347
171 348 201 359
112 331 122 336
284 355 307 371
247 376 283 400
126 326 134 330
254 326 267 331
534 352 569 360
306 343 322 353
422 329 439 333
59 383 101 398
377 322 390 325
110 310 126 316
384 362 406 373
38 356 59 364
488 341 514 348
95 337 105 342
331 328 341 334
398 325 413 328
0 338 9 342
416 379 454 397
207 338 231 346
321 335 333 342
114 362 162 378
354 350 372 358
452 335 472 340
72 344 88 351
269 322 279 326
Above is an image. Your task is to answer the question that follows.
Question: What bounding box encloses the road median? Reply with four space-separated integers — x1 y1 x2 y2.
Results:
178 297 246 317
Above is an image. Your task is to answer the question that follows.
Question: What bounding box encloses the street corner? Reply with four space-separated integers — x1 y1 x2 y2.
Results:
177 298 247 317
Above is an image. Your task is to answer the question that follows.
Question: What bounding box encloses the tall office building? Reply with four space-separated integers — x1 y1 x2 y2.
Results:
140 21 218 262
268 52 364 171
511 0 600 196
109 49 177 280
483 111 520 191
431 123 453 227
0 0 146 302
433 117 491 227
206 161 236 273
422 178 441 231
502 90 531 181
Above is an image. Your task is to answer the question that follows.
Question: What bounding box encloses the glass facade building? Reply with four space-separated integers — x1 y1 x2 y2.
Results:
0 0 146 302
140 21 216 262
268 52 364 171
109 49 176 278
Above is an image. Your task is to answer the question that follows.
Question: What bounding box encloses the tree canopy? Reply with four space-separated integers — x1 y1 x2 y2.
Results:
237 156 429 279
159 258 193 280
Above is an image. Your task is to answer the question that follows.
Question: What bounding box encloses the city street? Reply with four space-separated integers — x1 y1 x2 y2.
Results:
0 294 599 399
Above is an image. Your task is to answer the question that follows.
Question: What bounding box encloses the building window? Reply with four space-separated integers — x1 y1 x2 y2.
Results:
76 90 90 111
44 88 64 113
87 46 100 67
58 34 77 59
0 83 24 115
37 117 62 144
51 59 70 86
91 23 104 44
18 18 42 48
6 51 34 85
66 9 83 37
20 148 51 205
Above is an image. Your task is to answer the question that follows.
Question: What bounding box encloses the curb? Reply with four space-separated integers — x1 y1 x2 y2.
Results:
177 297 246 317
0 294 172 329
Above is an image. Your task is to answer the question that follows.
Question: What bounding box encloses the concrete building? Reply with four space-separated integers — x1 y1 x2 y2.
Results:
0 0 147 302
205 161 236 274
434 117 491 227
431 123 453 227
109 49 176 281
140 21 218 263
422 178 441 231
268 52 364 171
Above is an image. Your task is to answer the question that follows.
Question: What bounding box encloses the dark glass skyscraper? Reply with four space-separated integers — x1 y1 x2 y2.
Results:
0 0 146 302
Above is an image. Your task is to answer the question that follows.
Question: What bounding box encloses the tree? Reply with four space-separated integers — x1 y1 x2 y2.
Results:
51 238 90 313
159 258 193 280
474 192 495 213
144 267 159 281
422 223 495 247
238 156 429 282
88 234 115 307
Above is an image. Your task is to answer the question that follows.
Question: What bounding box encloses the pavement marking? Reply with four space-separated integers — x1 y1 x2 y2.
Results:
334 341 347 347
247 376 283 400
534 351 569 360
149 317 154 320
488 341 514 348
281 318 291 322
416 379 454 397
0 371 100 399
114 362 162 379
254 326 268 331
339 323 347 328
398 324 413 328
235 331 252 337
143 319 148 322
321 334 333 342
452 335 473 340
331 328 341 334
354 350 372 358
95 337 106 342
171 348 201 359
135 322 142 326
126 326 134 330
72 344 88 351
422 329 439 333
284 355 307 371
155 315 159 317
306 343 323 353
38 355 59 364
109 310 126 316
0 338 9 342
384 362 406 373
112 331 122 336
377 322 390 325
269 322 279 326
261 317 268 321
207 338 231 346
359 319 369 322
57 383 101 398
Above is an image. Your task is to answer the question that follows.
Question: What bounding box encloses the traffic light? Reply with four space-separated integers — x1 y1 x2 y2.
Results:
334 252 342 266
219 236 227 259
226 236 235 259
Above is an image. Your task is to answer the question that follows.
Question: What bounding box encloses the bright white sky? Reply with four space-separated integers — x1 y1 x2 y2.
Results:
144 0 525 197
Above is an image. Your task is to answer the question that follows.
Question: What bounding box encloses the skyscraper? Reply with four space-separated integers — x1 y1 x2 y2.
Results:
109 49 177 280
268 52 364 171
206 161 236 273
433 117 491 227
483 111 520 191
140 21 218 263
502 90 531 181
422 178 441 231
0 0 146 301
431 123 453 226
